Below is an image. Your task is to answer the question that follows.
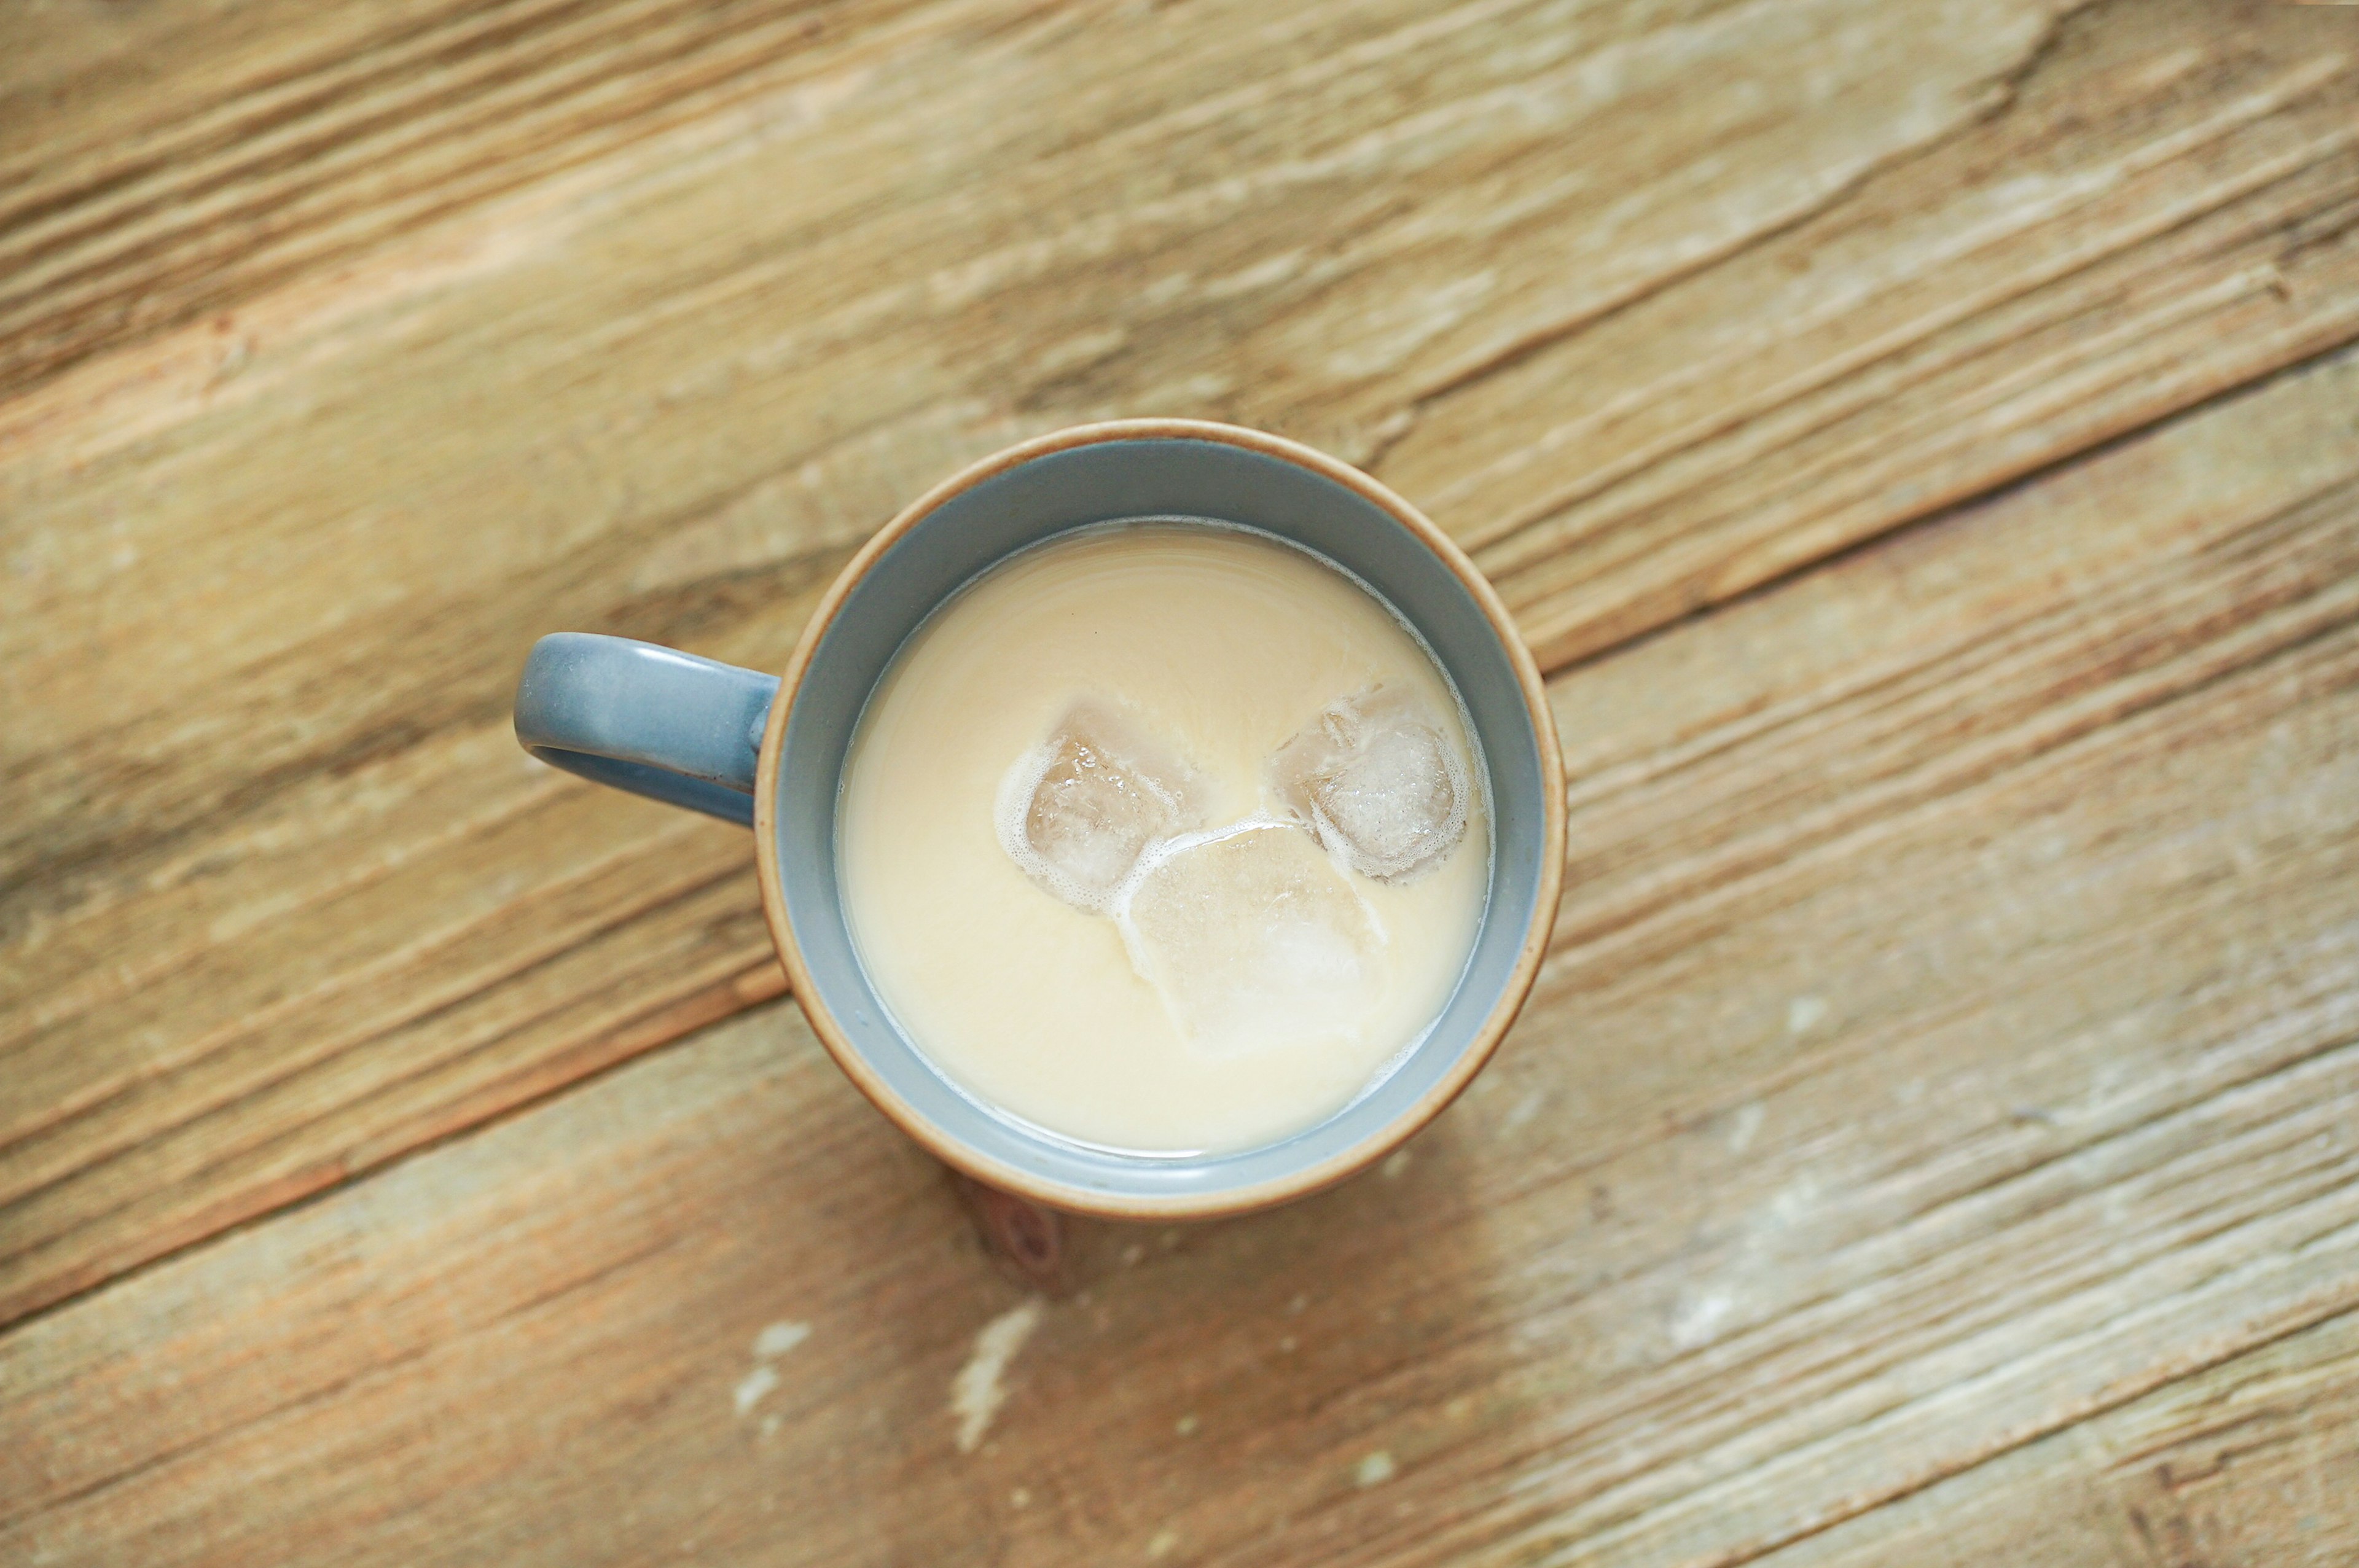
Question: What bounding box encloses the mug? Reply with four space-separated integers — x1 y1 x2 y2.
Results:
513 420 1564 1219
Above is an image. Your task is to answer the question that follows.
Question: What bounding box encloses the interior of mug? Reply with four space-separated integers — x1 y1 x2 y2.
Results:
772 435 1551 1211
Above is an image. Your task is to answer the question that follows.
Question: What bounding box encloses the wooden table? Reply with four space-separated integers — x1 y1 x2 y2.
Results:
6 1 2358 1561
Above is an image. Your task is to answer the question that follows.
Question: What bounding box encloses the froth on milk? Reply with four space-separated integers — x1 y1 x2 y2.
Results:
837 521 1489 1154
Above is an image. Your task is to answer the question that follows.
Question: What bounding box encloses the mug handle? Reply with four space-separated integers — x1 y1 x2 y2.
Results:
512 633 779 827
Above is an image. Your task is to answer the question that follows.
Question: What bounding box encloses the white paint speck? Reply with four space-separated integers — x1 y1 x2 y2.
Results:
734 1317 812 1418
1725 1102 1764 1155
760 1413 781 1438
1500 1088 1546 1134
1175 1414 1199 1436
1769 1177 1820 1227
1011 1487 1032 1509
754 1320 812 1359
1786 995 1829 1036
1356 1450 1397 1487
953 1297 1045 1454
1147 1529 1180 1559
734 1363 780 1416
1277 1335 1299 1354
1670 1289 1734 1350
1381 1148 1414 1180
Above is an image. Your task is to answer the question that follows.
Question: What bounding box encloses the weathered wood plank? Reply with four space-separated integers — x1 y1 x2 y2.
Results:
1759 1309 2359 1566
6 0 2356 1329
1382 357 2359 1568
4 321 2353 1568
0 0 939 397
1414 0 2359 666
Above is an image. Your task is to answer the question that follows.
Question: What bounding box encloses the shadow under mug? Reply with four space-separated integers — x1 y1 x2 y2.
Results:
513 420 1564 1220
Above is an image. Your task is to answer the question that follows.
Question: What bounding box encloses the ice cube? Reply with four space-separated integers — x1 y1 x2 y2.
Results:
1117 822 1383 1055
997 701 1208 913
1268 685 1469 882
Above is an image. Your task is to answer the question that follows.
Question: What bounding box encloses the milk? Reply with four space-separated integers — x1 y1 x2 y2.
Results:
837 521 1488 1153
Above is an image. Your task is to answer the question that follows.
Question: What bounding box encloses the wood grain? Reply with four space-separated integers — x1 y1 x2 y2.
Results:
4 0 2355 1326
6 318 2354 1566
1766 1309 2359 1566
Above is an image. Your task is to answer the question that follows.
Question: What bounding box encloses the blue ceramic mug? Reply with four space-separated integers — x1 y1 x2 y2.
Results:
514 421 1563 1218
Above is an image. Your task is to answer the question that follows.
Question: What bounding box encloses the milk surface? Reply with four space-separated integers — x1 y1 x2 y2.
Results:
837 521 1488 1153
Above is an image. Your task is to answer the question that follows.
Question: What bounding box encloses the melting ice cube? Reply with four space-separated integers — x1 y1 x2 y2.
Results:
1268 685 1469 882
1117 822 1383 1055
997 701 1208 913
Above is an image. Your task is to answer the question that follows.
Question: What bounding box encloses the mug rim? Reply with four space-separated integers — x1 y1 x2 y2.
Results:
753 418 1565 1219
